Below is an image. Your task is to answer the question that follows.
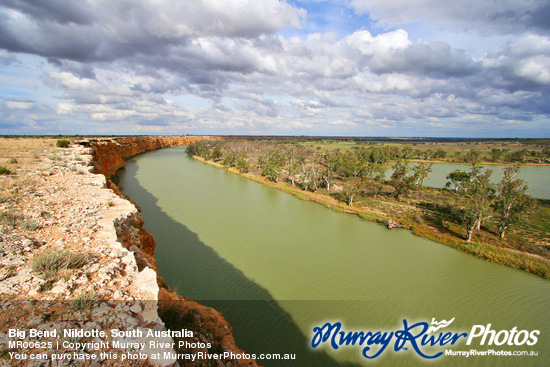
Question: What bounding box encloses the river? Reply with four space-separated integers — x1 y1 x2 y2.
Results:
118 147 550 366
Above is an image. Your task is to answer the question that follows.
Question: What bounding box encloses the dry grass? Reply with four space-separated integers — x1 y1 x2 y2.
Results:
71 292 99 310
0 137 58 161
31 250 87 279
0 138 58 204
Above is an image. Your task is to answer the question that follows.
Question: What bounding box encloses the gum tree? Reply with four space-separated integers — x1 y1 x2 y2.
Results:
412 162 433 187
321 151 340 192
389 161 414 201
340 181 362 206
454 166 495 241
286 145 305 186
495 166 534 238
445 169 470 192
259 148 285 182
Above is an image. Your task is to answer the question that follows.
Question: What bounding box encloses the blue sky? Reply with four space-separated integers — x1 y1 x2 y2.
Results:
282 1 376 38
0 0 549 137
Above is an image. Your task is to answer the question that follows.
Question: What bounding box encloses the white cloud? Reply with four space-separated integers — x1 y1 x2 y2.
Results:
347 29 411 55
5 98 35 110
349 0 549 34
515 56 550 84
0 0 548 136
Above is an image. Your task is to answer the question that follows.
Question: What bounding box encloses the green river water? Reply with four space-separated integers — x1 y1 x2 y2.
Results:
118 147 549 366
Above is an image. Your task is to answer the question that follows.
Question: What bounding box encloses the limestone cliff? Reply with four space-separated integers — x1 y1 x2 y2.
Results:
0 137 258 367
86 136 221 179
1 138 176 367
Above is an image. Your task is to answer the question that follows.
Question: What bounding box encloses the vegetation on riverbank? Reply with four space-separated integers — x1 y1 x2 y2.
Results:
221 136 550 165
186 138 550 279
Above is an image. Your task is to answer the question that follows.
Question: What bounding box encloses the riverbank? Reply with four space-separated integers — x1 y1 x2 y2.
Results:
0 137 258 367
192 155 550 280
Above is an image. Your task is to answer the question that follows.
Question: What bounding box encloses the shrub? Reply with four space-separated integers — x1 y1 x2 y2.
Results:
0 166 11 175
0 212 39 231
71 293 98 311
0 211 18 226
32 251 87 278
20 219 38 231
8 158 17 164
56 139 70 148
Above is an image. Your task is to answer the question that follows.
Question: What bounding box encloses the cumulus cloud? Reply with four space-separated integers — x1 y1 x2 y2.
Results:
349 0 550 35
0 0 304 62
346 29 481 77
4 97 35 110
1 0 94 25
483 34 550 90
0 0 548 136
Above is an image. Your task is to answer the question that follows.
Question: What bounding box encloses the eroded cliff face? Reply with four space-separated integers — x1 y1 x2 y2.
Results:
0 139 176 367
86 136 259 367
86 136 220 179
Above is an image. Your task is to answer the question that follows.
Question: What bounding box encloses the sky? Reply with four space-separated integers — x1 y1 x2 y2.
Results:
0 0 549 137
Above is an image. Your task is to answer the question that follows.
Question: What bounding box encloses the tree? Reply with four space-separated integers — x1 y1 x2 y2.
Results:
464 150 480 163
339 182 362 206
354 147 371 163
508 149 529 163
445 169 470 192
490 148 504 162
186 141 211 159
299 165 321 191
454 166 495 241
369 147 388 164
286 145 304 186
362 163 385 198
389 161 414 201
384 146 399 159
236 154 249 173
421 149 436 160
222 148 238 168
434 148 447 159
338 152 359 177
211 145 223 161
495 166 534 238
536 147 549 164
361 162 384 182
412 162 433 187
226 148 248 172
185 142 199 156
399 147 414 159
259 148 285 182
321 151 340 192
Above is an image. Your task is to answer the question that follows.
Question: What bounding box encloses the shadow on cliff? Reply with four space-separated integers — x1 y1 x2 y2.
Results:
117 162 360 367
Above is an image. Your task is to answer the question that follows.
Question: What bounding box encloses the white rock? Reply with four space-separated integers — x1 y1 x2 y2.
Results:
129 304 142 314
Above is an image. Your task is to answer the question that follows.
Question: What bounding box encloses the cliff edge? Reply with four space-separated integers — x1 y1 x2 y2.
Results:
0 137 258 367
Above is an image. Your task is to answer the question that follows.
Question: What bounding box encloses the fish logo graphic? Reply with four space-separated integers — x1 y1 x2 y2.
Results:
427 317 455 333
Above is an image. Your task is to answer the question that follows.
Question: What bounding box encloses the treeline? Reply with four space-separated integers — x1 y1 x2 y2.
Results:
186 140 536 243
445 165 533 241
188 139 550 165
365 145 549 164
